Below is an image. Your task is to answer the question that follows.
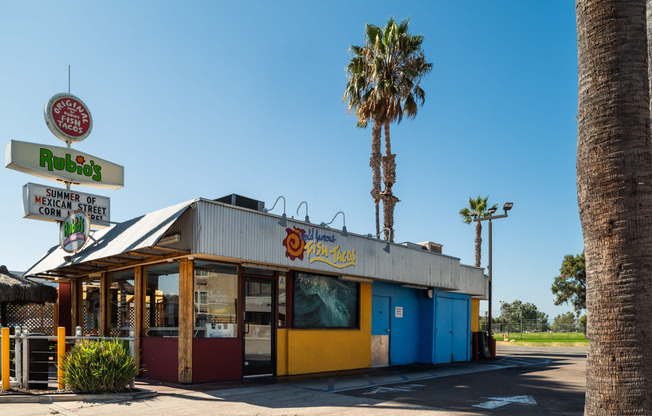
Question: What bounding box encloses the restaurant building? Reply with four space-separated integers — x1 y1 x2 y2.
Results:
25 195 488 383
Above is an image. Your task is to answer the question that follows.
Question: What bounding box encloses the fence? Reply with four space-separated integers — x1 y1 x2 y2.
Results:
0 326 135 390
480 319 587 339
4 303 56 336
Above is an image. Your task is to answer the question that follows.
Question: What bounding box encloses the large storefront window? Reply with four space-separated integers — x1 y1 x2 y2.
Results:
110 269 135 337
194 261 238 338
145 263 179 337
293 273 359 329
82 277 101 335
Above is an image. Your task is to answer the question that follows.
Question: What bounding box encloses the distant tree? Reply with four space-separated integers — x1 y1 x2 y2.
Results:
550 252 585 314
579 314 587 334
499 300 549 332
459 196 498 267
552 312 577 333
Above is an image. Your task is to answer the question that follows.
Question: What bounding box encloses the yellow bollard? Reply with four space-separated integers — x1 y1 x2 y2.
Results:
1 327 9 391
57 327 65 390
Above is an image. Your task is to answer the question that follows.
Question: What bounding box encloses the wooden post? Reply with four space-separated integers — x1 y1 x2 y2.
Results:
57 326 65 390
99 273 109 337
133 266 144 375
71 279 82 332
53 303 59 334
178 259 194 384
1 327 9 390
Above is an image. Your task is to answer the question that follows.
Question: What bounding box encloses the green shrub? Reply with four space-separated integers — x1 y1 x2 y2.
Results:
59 339 136 393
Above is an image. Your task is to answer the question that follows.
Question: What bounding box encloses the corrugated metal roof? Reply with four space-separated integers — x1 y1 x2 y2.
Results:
25 199 197 277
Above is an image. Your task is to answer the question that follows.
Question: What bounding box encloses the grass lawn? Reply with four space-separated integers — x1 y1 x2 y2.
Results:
493 332 588 347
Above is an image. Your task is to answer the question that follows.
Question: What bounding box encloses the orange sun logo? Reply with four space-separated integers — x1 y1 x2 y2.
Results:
76 155 85 165
282 227 306 261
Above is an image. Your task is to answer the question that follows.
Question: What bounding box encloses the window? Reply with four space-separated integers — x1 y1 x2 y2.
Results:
81 278 101 336
109 269 135 337
293 272 359 329
193 261 238 338
145 263 179 337
278 272 287 327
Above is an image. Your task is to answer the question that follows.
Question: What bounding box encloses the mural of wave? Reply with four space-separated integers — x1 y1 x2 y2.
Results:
293 273 358 328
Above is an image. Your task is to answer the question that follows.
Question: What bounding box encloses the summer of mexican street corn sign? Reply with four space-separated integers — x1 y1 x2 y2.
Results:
23 182 110 228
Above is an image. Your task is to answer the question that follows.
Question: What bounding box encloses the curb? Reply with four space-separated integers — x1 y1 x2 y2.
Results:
0 389 157 404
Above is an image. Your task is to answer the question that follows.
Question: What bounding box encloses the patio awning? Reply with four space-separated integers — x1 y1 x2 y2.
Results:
25 199 197 279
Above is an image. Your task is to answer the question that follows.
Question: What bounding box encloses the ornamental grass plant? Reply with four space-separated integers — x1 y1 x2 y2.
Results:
59 339 136 393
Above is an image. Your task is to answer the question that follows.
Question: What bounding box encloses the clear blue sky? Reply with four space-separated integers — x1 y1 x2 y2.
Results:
0 1 581 320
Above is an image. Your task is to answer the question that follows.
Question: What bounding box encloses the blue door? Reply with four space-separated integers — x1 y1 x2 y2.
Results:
435 296 469 363
451 298 469 362
371 295 390 366
435 297 453 363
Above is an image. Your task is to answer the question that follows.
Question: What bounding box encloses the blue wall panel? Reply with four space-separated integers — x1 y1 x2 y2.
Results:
371 283 471 365
372 281 423 365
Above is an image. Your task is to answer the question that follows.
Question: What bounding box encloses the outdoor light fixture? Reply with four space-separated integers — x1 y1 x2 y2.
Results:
487 206 498 215
263 196 287 227
472 200 514 356
321 211 347 236
376 228 392 253
296 201 310 223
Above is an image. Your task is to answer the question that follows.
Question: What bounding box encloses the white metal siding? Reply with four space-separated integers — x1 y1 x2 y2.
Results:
194 199 483 294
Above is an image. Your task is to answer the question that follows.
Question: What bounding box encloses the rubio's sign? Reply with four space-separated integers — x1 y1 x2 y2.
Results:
44 93 93 143
59 211 91 253
5 140 124 189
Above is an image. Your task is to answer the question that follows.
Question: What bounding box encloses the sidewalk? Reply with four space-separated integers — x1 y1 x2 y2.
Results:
0 346 581 416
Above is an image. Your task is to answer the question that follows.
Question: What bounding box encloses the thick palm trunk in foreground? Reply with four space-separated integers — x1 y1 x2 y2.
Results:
576 1 652 414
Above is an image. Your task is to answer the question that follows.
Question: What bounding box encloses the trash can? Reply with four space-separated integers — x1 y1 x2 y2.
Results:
27 334 49 389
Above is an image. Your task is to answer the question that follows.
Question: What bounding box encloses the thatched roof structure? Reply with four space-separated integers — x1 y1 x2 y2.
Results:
0 265 57 304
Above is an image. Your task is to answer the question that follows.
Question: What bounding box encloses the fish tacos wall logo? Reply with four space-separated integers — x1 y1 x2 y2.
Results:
283 227 306 260
281 227 356 269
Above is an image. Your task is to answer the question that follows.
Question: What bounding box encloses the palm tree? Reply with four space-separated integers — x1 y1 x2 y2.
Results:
577 1 652 414
344 40 383 238
459 196 497 268
345 18 432 242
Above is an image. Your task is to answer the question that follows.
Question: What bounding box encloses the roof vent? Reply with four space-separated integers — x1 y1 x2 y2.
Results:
215 194 265 211
417 241 443 254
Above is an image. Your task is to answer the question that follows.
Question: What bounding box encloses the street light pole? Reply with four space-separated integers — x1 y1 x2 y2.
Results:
473 202 513 356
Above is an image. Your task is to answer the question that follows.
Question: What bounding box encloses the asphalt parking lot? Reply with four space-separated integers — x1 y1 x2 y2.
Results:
2 344 586 416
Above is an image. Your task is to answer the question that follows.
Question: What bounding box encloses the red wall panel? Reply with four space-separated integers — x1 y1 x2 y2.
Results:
192 338 243 383
142 337 179 382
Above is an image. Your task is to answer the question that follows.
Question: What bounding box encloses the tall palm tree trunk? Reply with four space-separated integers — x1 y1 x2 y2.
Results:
576 1 652 414
382 119 398 242
371 121 382 238
474 221 482 268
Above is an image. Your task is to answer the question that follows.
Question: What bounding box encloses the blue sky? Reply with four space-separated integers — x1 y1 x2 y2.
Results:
0 1 581 319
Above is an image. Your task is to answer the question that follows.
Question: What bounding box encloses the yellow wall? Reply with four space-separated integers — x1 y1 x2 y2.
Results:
276 328 289 376
276 282 371 375
471 298 480 332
